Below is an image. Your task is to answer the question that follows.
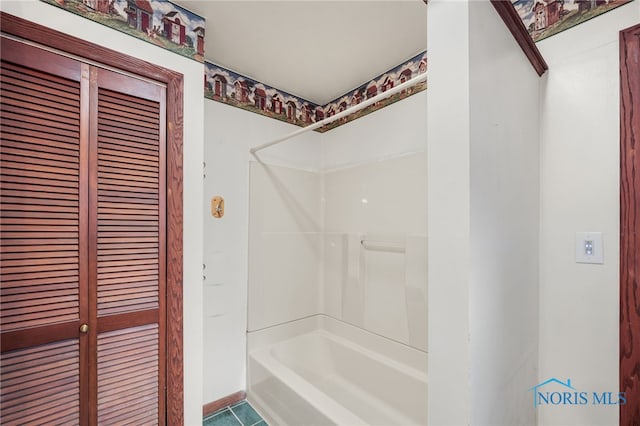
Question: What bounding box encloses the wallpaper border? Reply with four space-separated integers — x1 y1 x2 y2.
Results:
205 51 428 133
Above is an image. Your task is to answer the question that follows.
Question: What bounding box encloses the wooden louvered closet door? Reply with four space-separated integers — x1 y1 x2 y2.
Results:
0 36 167 425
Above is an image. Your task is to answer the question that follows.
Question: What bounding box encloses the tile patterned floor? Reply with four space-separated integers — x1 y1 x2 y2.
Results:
203 400 267 426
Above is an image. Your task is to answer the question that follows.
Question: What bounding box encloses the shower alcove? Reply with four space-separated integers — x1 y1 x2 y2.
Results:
244 84 428 425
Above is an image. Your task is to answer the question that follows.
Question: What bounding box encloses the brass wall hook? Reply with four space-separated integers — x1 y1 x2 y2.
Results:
211 196 224 218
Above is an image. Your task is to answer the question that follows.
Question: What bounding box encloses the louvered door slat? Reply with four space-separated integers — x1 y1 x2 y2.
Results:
97 324 158 426
98 112 159 132
98 132 162 149
0 51 81 334
0 80 80 110
1 171 78 186
2 136 81 156
96 86 160 318
0 339 80 426
0 160 79 177
99 151 159 168
1 181 78 194
1 247 77 258
0 244 78 253
100 169 158 182
0 127 80 146
0 91 80 115
0 164 78 182
1 95 81 120
99 138 159 155
1 109 80 132
98 250 158 260
0 62 80 95
0 149 77 165
2 279 77 292
99 90 159 112
1 200 78 210
1 120 80 140
2 102 80 123
2 287 77 302
99 103 158 122
100 155 157 173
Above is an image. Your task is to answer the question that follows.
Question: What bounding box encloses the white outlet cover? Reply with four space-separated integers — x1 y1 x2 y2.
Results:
575 232 604 264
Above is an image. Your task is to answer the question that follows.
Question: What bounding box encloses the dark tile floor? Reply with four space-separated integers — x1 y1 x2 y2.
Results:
203 400 267 426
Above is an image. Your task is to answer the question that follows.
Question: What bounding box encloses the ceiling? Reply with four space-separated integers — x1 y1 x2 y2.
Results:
175 1 427 105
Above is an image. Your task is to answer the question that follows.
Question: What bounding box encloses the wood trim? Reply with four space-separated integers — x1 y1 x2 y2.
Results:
0 14 183 86
87 63 100 426
490 0 548 77
79 60 91 426
165 72 185 425
203 391 247 417
0 12 185 425
620 22 640 426
96 309 160 333
157 79 169 426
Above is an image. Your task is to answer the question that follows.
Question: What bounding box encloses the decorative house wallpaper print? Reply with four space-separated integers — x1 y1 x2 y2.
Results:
205 51 427 133
40 0 206 62
321 51 427 132
512 0 634 42
204 63 323 129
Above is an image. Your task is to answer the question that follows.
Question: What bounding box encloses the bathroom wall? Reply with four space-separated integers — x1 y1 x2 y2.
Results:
426 2 471 424
0 2 206 424
468 1 540 424
204 99 320 404
426 1 541 424
536 4 640 425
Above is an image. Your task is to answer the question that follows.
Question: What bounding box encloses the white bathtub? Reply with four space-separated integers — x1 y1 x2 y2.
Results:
247 315 427 426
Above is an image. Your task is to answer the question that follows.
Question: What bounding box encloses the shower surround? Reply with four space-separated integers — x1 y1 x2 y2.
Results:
247 151 427 424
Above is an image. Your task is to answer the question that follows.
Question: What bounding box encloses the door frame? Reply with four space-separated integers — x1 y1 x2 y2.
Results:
620 22 640 425
0 13 185 425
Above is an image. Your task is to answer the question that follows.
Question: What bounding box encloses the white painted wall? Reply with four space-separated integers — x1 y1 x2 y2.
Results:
0 2 205 424
427 1 543 424
468 2 540 424
203 100 321 404
536 3 640 425
426 2 471 424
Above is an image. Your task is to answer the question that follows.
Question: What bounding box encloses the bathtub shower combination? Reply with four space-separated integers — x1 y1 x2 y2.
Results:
247 157 428 424
246 81 428 425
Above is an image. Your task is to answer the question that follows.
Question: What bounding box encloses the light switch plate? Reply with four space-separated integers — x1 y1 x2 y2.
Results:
575 232 604 264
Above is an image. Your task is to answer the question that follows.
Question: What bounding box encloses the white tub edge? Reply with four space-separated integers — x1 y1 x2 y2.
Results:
246 314 428 425
248 314 427 375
